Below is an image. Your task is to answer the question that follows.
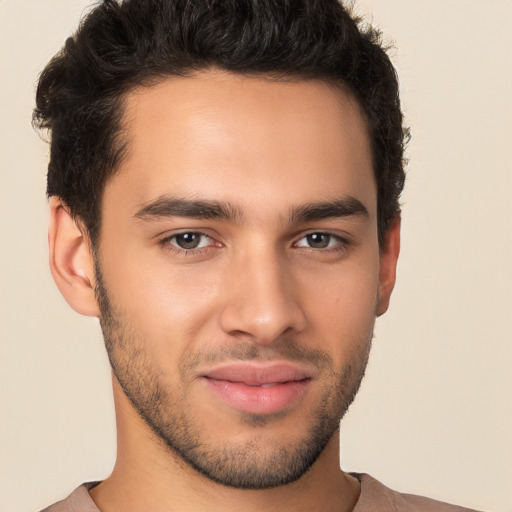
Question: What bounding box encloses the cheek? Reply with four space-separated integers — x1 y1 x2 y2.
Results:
299 252 380 355
99 244 226 357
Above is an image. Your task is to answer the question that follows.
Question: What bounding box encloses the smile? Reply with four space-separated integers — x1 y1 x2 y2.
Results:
201 363 313 415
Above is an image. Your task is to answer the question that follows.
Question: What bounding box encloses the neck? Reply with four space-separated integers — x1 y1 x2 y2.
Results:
89 377 360 512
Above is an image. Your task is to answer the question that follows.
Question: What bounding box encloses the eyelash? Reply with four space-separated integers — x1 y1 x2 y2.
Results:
293 232 350 252
159 232 218 256
159 230 351 256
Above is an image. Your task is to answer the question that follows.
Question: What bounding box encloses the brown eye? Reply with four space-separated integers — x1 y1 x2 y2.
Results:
294 232 348 251
171 232 211 250
305 233 331 249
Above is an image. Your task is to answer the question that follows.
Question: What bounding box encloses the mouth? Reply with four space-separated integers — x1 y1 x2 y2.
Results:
201 363 313 415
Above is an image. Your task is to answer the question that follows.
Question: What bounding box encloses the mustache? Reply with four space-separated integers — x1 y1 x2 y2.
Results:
179 338 333 375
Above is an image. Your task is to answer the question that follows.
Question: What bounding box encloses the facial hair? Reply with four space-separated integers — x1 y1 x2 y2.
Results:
94 260 373 489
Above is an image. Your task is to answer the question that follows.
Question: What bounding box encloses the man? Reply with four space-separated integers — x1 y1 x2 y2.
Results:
33 0 480 510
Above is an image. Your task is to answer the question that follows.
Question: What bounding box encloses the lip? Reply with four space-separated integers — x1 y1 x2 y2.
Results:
201 362 312 415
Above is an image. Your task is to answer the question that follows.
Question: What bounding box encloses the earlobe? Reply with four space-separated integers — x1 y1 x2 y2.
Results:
48 197 100 317
376 215 401 317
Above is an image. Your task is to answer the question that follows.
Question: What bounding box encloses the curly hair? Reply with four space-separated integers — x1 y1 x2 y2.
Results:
33 0 408 246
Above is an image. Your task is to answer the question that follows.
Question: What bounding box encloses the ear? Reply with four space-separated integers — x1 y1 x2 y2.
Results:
48 197 100 317
376 215 401 317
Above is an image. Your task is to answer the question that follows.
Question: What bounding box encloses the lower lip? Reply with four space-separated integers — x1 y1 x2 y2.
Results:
203 378 311 415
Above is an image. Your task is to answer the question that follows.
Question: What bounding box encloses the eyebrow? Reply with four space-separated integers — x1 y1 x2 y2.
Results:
133 195 369 224
289 197 369 223
133 197 242 222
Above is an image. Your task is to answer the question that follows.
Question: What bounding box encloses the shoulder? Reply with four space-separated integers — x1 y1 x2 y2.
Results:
39 483 100 512
353 473 482 512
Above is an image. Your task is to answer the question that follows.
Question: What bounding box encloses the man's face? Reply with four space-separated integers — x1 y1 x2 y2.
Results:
95 71 385 488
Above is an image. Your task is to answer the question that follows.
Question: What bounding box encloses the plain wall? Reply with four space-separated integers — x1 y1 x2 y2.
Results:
1 1 511 511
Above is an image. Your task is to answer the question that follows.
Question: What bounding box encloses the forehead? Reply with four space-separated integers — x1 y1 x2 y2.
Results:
106 70 375 221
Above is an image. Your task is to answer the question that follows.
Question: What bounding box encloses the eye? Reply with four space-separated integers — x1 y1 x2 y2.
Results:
295 232 344 249
167 232 213 250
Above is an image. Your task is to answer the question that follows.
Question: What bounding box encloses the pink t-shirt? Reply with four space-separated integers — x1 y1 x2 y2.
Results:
40 474 482 511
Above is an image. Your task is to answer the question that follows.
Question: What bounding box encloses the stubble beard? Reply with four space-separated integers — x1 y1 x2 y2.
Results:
94 262 373 489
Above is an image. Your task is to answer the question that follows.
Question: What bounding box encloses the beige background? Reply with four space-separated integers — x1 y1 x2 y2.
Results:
1 1 511 511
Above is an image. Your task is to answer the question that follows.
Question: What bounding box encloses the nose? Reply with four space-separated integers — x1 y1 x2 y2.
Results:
219 250 307 345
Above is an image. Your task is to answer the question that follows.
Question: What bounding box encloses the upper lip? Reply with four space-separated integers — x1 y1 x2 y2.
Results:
201 362 312 386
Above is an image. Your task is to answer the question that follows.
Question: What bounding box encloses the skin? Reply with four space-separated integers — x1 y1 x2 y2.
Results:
49 70 400 512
